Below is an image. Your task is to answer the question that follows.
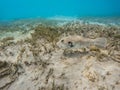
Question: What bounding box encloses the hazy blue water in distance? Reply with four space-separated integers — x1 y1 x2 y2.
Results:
0 0 120 21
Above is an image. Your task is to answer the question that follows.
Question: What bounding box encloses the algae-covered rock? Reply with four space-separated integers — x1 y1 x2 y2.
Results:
114 34 120 38
0 61 19 90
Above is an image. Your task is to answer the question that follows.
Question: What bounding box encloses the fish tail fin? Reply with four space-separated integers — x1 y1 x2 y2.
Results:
94 38 107 48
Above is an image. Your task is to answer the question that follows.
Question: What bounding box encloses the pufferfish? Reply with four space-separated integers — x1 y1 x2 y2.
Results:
57 35 107 49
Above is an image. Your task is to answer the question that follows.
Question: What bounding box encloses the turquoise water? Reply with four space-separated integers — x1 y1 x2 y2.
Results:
0 0 120 20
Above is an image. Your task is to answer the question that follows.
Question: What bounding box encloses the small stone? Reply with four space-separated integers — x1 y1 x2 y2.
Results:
89 45 100 52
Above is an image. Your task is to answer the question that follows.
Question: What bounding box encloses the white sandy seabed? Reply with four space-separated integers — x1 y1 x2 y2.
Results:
0 17 120 90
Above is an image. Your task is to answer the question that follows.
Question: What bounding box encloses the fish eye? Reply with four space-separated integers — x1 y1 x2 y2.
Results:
61 40 64 42
68 41 71 44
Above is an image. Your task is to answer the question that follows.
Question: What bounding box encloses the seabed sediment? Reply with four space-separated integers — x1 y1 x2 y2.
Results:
0 18 120 90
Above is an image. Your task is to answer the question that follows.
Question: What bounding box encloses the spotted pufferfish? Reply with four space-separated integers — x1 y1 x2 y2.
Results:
57 35 107 49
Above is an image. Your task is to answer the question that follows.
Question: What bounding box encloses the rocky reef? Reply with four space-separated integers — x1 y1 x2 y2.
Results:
0 19 120 90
